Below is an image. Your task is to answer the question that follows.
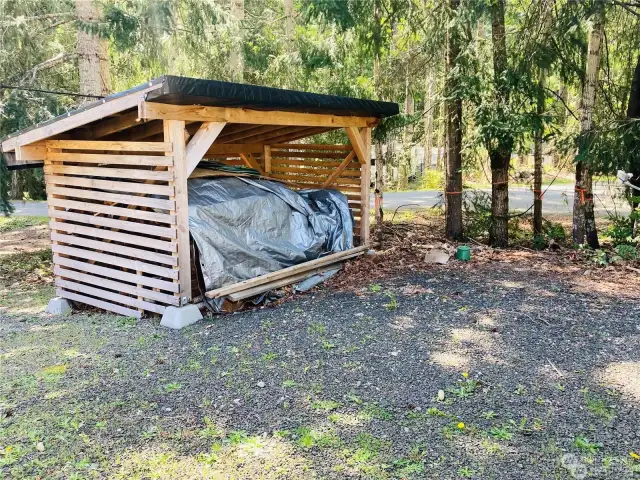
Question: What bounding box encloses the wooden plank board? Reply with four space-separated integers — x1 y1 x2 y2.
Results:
54 255 179 292
271 165 360 177
271 158 360 169
46 186 175 210
228 264 341 302
45 175 174 196
139 102 379 128
270 173 361 186
56 288 142 318
2 83 163 152
205 246 368 299
86 111 142 138
56 279 165 314
52 244 178 279
51 232 177 266
266 150 348 159
205 143 263 155
44 165 172 181
47 152 173 166
49 209 177 239
54 266 179 305
273 180 362 193
48 198 175 225
46 140 172 152
272 144 352 151
50 221 177 252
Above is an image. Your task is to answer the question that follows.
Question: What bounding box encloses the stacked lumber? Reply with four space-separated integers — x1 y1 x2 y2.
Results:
205 246 367 300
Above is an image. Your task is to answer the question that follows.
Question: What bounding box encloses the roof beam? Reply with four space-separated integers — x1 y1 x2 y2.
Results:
83 110 141 139
240 153 266 176
218 125 284 143
224 126 302 144
265 127 333 144
204 143 263 156
345 127 367 164
185 122 226 176
139 102 379 128
1 83 162 151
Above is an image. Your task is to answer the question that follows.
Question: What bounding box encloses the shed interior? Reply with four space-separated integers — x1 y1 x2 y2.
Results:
2 76 398 319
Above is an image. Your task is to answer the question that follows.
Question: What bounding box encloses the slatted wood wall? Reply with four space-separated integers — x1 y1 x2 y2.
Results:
206 143 365 243
44 140 181 318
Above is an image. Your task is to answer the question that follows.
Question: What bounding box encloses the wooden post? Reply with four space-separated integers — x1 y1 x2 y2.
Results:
264 145 272 175
165 120 191 304
360 128 371 245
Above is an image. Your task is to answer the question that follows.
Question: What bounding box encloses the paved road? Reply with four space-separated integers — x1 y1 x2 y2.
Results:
10 184 629 218
379 184 629 217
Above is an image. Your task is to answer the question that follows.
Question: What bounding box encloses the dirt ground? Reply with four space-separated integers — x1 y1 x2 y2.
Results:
1 216 640 479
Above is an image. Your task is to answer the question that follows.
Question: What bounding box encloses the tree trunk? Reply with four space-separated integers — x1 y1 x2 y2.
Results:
533 1 552 237
445 0 463 240
533 68 545 236
373 0 384 247
573 9 604 248
76 0 110 99
423 72 434 172
284 0 294 50
230 0 245 82
488 0 512 248
437 100 445 170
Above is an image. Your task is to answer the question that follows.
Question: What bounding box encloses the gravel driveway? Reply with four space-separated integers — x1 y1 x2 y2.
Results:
2 251 640 479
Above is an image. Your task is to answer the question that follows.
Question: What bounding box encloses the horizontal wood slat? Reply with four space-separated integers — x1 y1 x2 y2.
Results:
265 151 349 159
47 140 172 152
54 267 180 306
56 288 142 318
51 232 177 266
274 180 361 193
46 186 175 210
52 244 178 279
47 152 173 166
48 198 174 225
54 255 179 292
271 144 352 151
49 209 176 238
270 174 361 186
271 166 361 177
45 175 174 196
56 279 166 314
50 221 177 252
44 165 172 181
271 158 360 169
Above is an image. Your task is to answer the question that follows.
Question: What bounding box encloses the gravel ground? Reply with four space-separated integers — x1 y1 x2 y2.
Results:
2 251 640 479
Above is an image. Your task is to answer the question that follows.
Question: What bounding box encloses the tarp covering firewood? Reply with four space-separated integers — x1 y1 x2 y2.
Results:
188 177 354 311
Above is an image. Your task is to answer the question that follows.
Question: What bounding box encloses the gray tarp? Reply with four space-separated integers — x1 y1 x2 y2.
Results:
188 177 353 295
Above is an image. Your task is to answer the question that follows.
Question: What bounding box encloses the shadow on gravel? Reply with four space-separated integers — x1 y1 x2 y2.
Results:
1 260 640 479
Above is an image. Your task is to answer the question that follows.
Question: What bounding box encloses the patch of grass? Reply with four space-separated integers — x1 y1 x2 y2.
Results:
448 378 480 398
0 215 48 233
260 352 278 362
574 435 603 454
310 399 341 412
487 425 513 441
458 466 475 478
482 410 497 419
164 382 182 393
383 292 398 310
369 283 382 293
295 426 341 449
585 395 616 422
282 379 297 388
322 340 336 350
359 403 393 421
307 322 326 335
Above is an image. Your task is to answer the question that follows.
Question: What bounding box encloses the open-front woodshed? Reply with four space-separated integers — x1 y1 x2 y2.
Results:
1 76 398 323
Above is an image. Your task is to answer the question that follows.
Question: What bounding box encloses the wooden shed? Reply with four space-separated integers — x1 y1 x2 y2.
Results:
1 76 398 320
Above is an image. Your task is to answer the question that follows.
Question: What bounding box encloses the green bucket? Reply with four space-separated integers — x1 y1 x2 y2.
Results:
455 245 471 261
